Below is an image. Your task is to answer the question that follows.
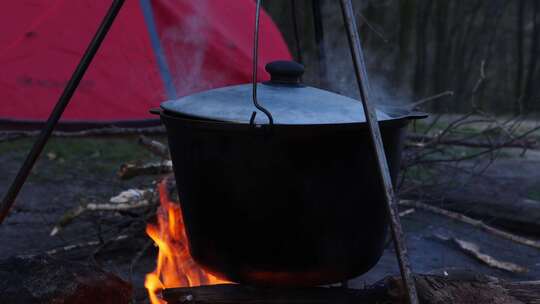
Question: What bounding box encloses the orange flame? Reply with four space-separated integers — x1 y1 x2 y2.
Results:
145 179 228 304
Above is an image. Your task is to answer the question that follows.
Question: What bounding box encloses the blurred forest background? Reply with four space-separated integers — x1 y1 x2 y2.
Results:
264 0 540 115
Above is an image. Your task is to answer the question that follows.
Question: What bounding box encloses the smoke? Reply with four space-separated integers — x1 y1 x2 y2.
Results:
326 40 414 107
159 1 210 97
309 0 415 111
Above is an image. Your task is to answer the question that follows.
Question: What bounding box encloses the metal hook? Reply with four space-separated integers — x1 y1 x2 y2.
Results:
251 0 274 126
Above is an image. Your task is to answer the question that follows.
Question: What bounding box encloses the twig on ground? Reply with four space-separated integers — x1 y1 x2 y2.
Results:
19 235 130 258
383 208 418 248
0 126 165 142
400 200 540 250
50 189 155 236
411 91 454 108
357 13 388 43
110 188 154 204
47 234 129 256
434 234 529 273
411 125 540 165
138 135 170 158
399 208 416 217
49 205 87 237
0 133 24 142
129 239 154 285
406 133 538 149
118 160 173 180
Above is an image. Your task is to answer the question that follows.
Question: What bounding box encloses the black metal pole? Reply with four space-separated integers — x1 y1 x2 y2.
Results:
338 1 419 303
0 0 126 225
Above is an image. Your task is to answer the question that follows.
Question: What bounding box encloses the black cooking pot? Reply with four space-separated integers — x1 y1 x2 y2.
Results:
154 61 426 286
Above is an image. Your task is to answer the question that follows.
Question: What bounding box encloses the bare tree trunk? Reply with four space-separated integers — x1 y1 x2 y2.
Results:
524 0 540 110
453 0 483 112
515 0 526 114
476 2 508 108
395 0 417 85
413 0 433 97
432 0 450 111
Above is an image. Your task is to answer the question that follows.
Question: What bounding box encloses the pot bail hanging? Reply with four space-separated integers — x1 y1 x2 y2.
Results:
250 0 273 126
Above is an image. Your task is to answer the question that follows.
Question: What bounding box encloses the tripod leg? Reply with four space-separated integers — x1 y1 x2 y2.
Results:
0 0 126 225
338 1 419 303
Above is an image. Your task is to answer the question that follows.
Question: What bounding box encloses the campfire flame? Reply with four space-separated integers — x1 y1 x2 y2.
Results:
145 179 228 304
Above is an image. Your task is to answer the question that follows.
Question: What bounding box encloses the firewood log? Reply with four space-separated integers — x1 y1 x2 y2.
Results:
163 274 540 304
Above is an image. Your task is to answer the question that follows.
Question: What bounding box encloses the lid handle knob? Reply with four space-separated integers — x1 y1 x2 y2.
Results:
265 61 304 85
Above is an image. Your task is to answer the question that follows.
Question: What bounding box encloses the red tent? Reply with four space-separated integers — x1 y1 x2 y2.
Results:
0 0 291 130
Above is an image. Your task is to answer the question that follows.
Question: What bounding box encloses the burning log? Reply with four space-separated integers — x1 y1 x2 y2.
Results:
162 275 540 304
163 284 388 304
0 255 132 304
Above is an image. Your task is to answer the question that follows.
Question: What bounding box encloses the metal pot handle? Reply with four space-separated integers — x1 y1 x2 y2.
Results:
149 108 162 116
406 111 429 120
250 0 274 126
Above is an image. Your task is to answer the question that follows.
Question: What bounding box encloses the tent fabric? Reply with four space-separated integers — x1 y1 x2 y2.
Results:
0 0 291 130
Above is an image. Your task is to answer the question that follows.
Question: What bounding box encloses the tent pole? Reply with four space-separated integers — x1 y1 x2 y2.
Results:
0 0 126 225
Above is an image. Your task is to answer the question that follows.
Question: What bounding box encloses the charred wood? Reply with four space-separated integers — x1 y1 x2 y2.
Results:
162 274 540 304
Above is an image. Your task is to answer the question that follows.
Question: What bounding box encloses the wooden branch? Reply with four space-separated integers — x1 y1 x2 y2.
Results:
109 188 155 204
411 90 454 108
49 200 151 236
49 205 86 236
407 125 540 165
0 132 24 142
163 283 389 304
162 275 540 304
50 188 155 236
503 280 540 304
0 126 165 142
400 200 540 250
117 160 173 180
435 235 529 273
399 208 416 217
138 135 169 158
406 133 538 149
45 235 129 256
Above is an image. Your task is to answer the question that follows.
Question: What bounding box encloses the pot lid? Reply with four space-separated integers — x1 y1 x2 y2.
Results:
161 61 417 125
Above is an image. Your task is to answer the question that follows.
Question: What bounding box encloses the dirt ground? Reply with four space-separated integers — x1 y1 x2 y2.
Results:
0 135 539 303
